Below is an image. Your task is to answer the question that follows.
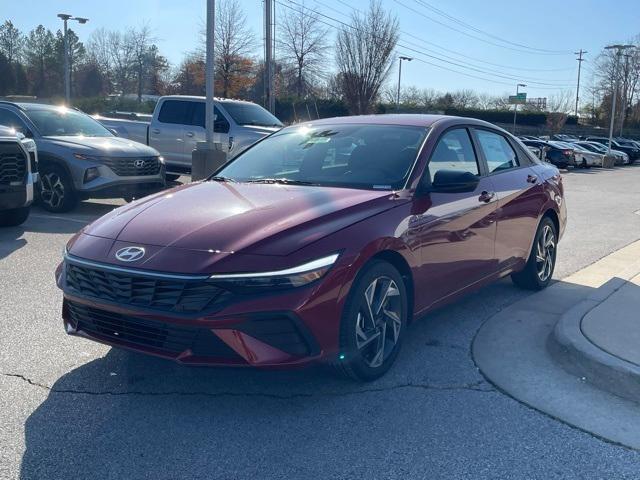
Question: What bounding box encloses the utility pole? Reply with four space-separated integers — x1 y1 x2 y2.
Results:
265 0 274 113
574 49 587 120
512 83 526 134
205 0 215 148
396 56 412 111
605 44 635 154
57 13 88 104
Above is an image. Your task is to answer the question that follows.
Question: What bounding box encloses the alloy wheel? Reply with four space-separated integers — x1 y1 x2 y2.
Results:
40 172 65 209
535 225 555 282
355 276 402 368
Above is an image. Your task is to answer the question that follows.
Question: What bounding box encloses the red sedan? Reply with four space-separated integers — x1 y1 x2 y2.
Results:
57 115 566 381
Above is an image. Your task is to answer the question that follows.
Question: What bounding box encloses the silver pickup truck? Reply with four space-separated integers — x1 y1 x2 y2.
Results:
97 96 283 179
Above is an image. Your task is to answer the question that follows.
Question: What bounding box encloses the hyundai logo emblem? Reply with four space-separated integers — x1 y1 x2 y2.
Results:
134 159 146 168
115 246 146 262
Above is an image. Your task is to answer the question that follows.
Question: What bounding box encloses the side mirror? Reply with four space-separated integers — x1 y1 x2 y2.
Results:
429 169 480 193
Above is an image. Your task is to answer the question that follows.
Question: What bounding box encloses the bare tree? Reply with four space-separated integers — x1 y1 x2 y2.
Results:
451 89 478 109
547 90 574 113
335 0 399 114
203 0 256 98
107 30 136 96
278 2 330 97
419 88 439 109
86 28 113 85
131 24 154 102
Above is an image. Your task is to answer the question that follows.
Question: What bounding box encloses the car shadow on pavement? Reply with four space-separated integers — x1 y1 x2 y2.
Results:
0 226 27 260
18 280 524 479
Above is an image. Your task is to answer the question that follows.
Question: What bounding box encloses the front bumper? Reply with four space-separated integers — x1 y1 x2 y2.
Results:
56 258 342 368
0 172 37 209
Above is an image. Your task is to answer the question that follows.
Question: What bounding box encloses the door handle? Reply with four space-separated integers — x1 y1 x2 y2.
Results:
151 128 160 134
478 191 495 203
527 174 538 184
186 131 194 138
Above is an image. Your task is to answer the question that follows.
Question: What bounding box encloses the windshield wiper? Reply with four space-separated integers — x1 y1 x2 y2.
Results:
209 175 236 183
245 178 317 186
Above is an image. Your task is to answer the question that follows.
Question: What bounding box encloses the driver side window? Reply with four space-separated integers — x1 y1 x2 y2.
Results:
0 108 26 132
428 128 479 181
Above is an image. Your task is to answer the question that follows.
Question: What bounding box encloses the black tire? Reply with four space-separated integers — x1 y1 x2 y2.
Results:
39 164 78 213
511 216 557 291
333 260 408 381
0 206 30 227
165 173 181 182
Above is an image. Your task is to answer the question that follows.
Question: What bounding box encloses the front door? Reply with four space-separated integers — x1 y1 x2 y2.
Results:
412 127 498 311
185 103 231 156
472 128 544 270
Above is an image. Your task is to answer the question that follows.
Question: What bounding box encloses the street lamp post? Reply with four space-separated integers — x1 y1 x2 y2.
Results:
512 83 526 134
396 56 412 111
605 44 635 154
57 13 88 104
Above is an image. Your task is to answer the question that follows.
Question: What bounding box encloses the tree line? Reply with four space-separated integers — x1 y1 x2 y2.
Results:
1 0 639 131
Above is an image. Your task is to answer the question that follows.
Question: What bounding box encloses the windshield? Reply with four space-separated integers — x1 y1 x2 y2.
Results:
581 143 605 153
27 108 113 137
221 102 283 127
218 124 428 190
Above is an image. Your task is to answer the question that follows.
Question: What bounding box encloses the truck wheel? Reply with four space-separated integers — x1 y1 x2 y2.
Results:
0 206 31 227
39 164 78 213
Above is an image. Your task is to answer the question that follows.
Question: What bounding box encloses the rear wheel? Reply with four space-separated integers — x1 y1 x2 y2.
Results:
0 206 30 227
39 164 78 213
511 217 557 290
333 260 408 381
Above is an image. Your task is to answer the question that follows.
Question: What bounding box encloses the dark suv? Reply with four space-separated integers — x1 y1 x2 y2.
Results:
0 125 38 226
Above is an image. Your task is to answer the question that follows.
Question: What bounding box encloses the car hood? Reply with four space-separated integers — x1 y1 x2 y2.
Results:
79 181 401 257
39 135 158 157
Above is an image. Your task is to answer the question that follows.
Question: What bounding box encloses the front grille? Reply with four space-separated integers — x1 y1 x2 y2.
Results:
0 142 27 185
66 300 241 359
65 261 233 314
101 156 161 177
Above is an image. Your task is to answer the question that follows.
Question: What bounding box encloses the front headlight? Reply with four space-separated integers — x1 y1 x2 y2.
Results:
208 253 339 292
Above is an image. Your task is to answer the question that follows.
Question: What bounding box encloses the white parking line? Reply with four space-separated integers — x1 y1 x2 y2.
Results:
30 214 90 224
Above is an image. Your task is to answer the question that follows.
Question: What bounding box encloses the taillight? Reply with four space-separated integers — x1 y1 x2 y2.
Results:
562 149 572 155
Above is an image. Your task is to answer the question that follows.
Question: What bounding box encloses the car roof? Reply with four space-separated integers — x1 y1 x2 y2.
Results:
295 114 500 129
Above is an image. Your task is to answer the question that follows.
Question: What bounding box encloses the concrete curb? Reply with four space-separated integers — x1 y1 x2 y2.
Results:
549 279 640 404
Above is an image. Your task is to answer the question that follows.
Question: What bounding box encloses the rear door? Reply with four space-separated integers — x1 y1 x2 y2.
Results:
149 100 189 167
412 127 499 308
185 102 231 155
472 128 544 271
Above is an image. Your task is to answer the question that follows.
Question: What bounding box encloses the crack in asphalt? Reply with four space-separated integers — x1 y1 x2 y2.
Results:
2 372 495 399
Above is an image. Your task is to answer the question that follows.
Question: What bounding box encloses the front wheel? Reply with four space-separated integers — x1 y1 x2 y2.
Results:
333 260 408 381
39 164 78 213
511 217 557 290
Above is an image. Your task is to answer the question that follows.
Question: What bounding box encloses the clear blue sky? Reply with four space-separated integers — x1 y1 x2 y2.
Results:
6 0 640 99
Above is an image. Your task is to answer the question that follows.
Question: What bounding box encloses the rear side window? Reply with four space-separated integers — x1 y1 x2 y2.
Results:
475 129 519 173
428 128 479 181
0 108 25 130
157 100 191 125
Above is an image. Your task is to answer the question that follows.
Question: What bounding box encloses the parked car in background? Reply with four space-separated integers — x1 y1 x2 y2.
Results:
572 141 625 165
586 136 639 163
0 102 165 212
554 141 604 168
552 134 579 142
97 96 284 180
522 139 575 168
0 125 38 226
56 114 566 381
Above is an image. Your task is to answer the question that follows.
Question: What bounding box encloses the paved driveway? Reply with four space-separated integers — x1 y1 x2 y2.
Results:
2 168 640 480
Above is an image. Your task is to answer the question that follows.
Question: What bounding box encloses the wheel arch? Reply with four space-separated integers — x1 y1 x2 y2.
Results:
369 249 416 323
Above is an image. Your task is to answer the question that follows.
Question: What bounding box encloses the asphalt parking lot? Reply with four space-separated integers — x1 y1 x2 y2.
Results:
2 167 640 480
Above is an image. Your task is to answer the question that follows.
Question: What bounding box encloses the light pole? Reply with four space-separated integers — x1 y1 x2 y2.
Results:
512 83 526 134
396 56 412 111
57 13 88 104
605 44 635 154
